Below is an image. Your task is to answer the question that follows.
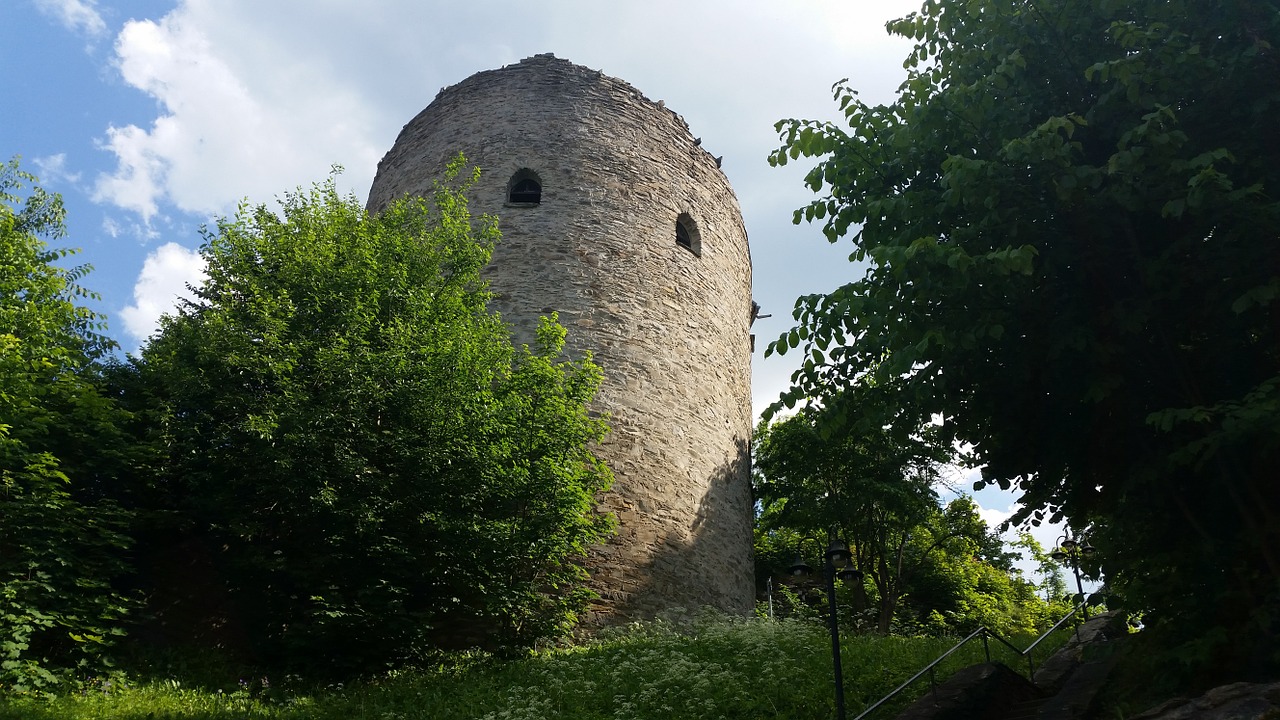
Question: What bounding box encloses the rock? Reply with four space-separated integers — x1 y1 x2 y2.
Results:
1128 682 1280 720
1035 659 1115 720
894 662 1045 720
1032 611 1128 693
1070 611 1129 647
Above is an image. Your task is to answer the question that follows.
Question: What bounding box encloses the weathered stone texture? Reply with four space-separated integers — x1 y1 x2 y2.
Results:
1130 682 1280 720
367 54 754 621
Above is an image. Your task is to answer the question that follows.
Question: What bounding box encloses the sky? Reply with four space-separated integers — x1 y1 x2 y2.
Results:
2 0 1091 588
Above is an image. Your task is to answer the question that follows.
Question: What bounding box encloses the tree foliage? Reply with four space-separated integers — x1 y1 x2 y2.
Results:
769 0 1279 681
902 499 1071 637
1011 531 1068 604
754 397 1054 636
130 160 613 672
754 400 942 635
0 159 137 693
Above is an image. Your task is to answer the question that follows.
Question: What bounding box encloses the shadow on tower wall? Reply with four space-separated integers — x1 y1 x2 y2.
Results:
594 436 756 624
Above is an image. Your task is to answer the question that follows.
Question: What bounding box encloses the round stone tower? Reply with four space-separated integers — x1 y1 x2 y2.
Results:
367 53 754 622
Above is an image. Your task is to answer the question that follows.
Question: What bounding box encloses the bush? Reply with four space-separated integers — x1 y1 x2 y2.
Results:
0 158 137 693
129 158 613 673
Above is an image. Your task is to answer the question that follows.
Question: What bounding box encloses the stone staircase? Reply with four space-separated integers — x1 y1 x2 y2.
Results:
891 612 1127 720
1002 696 1049 720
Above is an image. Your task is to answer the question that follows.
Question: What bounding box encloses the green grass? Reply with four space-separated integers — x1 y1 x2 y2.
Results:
0 612 1074 720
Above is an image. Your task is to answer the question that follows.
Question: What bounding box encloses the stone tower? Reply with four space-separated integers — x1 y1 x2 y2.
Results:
366 54 754 622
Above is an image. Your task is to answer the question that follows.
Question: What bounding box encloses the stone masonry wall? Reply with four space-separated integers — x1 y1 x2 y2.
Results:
367 54 754 622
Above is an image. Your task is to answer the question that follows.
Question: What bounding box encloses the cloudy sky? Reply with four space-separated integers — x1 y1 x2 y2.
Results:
3 0 1086 582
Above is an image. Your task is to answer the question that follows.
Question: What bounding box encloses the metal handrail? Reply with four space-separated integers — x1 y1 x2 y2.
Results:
850 602 1087 720
851 628 985 720
1023 601 1087 660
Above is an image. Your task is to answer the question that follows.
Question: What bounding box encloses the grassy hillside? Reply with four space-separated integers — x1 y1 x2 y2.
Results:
0 612 1072 720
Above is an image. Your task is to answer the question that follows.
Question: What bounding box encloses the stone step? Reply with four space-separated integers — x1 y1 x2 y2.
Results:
1037 658 1116 720
1002 697 1048 720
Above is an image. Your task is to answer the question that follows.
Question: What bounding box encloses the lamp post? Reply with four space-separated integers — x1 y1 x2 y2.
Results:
788 536 863 720
1050 532 1096 619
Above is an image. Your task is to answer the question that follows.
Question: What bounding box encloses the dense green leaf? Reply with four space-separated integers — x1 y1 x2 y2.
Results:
129 157 613 674
769 0 1280 686
0 158 138 694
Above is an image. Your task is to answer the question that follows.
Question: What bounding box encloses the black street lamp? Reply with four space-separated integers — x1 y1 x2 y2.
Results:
788 536 863 720
1050 531 1096 619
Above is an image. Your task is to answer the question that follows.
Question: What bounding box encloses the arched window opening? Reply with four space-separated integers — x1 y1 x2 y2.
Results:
675 213 701 257
507 169 542 205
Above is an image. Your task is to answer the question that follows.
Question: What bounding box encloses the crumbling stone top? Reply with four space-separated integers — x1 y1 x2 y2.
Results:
395 52 724 179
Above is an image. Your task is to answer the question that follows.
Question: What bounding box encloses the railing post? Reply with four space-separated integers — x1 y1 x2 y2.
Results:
928 666 936 693
982 630 990 663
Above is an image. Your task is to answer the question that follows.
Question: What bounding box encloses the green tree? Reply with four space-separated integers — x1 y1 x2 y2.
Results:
0 159 137 693
1012 532 1068 604
753 392 952 634
753 403 1055 636
901 499 1060 637
131 160 613 673
769 0 1279 682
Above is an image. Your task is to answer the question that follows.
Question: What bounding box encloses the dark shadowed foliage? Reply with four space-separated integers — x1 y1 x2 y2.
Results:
769 0 1280 688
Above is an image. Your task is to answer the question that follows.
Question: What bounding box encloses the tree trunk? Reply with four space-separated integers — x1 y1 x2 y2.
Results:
877 595 897 635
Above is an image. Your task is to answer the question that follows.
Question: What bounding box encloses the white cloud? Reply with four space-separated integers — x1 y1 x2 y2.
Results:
82 0 920 405
119 242 206 349
33 153 81 185
977 504 1014 529
93 6 382 222
33 0 107 37
94 121 168 221
87 0 916 234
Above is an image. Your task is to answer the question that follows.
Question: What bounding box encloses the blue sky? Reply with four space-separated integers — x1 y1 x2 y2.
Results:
2 0 1088 586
